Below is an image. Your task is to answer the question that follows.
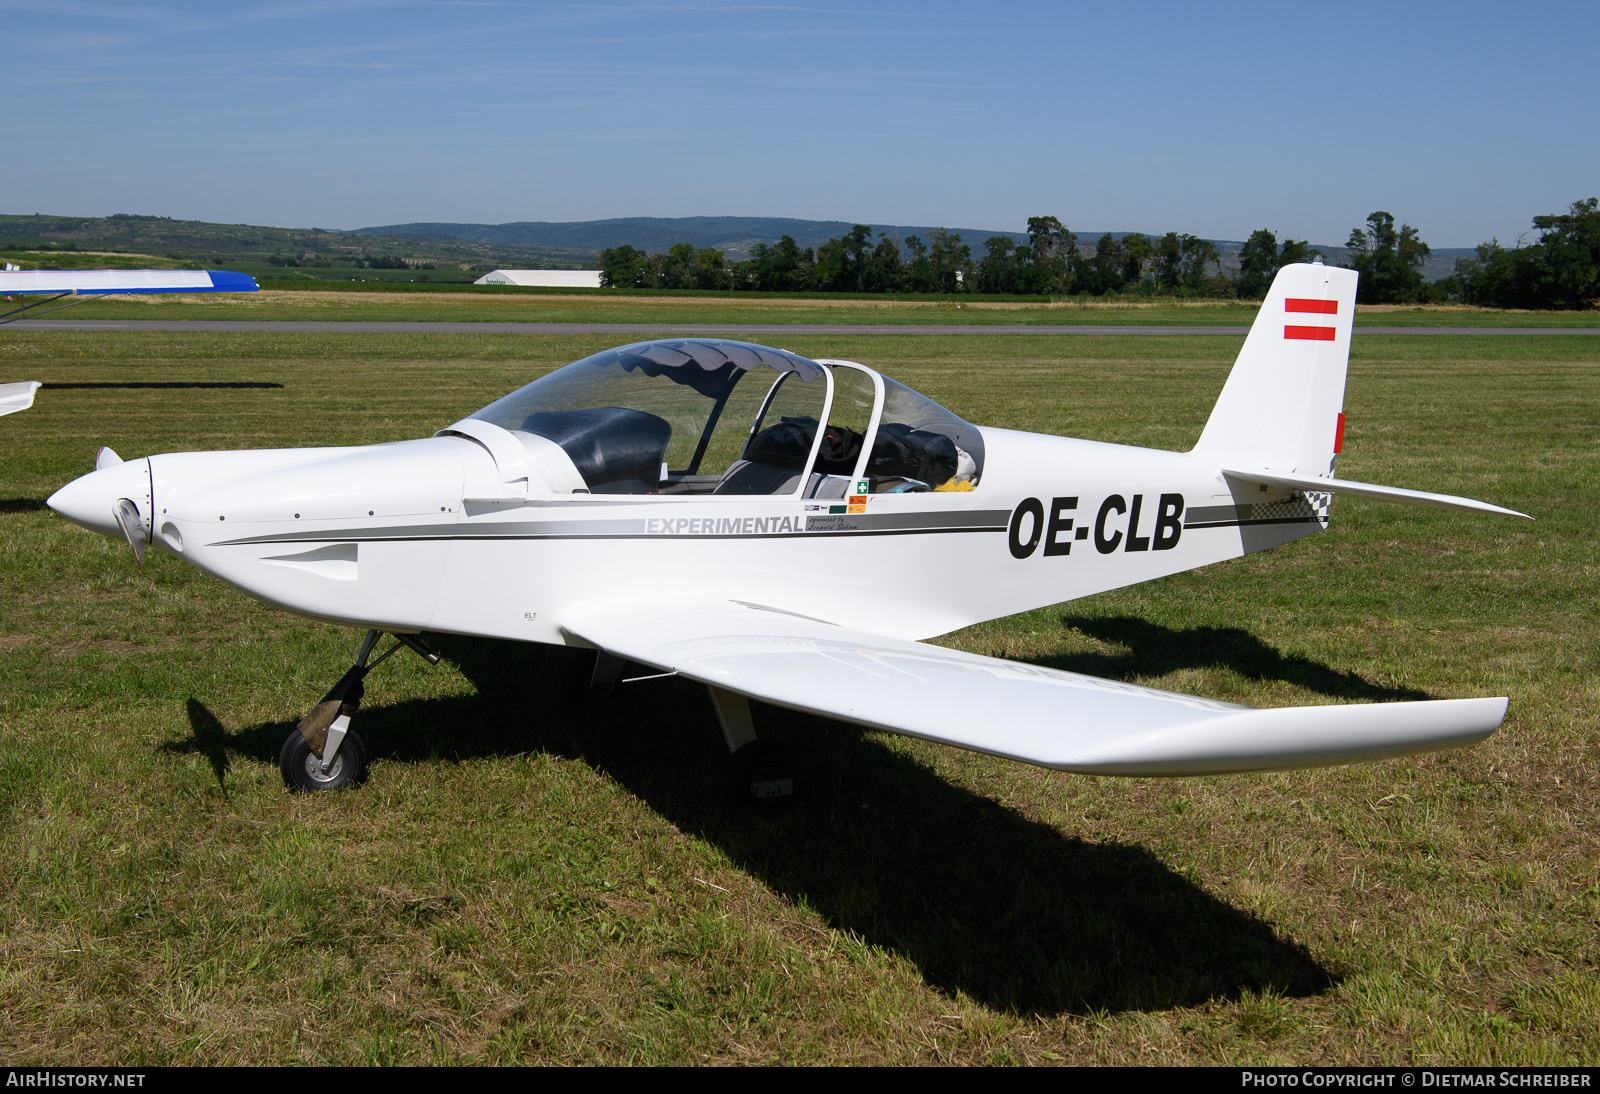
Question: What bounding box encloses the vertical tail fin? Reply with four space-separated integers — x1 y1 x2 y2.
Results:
1194 262 1358 477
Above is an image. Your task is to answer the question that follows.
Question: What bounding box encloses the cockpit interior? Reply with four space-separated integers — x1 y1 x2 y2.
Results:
464 339 985 498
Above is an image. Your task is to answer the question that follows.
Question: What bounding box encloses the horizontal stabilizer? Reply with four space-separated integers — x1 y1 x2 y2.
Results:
564 598 1507 777
0 269 259 295
1223 468 1530 519
0 380 42 417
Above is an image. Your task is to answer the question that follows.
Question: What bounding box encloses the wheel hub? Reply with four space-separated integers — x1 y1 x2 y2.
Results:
303 751 343 784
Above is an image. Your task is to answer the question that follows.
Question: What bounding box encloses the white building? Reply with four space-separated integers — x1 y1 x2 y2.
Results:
474 270 603 288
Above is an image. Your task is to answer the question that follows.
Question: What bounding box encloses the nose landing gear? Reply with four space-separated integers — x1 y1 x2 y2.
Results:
280 629 440 792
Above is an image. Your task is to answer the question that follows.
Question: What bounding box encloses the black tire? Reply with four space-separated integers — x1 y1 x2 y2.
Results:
723 740 796 805
278 728 368 792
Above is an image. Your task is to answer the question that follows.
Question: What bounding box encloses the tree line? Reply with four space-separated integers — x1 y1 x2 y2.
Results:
1440 198 1599 310
600 217 1241 298
599 199 1599 310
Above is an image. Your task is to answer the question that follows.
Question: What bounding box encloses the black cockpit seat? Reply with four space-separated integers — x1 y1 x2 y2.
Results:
712 460 804 495
718 414 960 495
520 407 671 494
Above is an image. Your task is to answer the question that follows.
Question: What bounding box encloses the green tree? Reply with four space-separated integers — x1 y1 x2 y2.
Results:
1179 235 1220 290
1342 211 1430 303
598 244 646 288
1154 232 1184 290
1235 229 1317 298
689 246 728 290
862 233 905 293
1119 232 1152 285
1235 229 1279 299
903 228 967 293
1527 197 1600 308
662 242 698 289
1025 215 1074 293
1443 199 1600 310
746 235 805 291
1077 234 1127 295
975 235 1021 294
810 224 874 292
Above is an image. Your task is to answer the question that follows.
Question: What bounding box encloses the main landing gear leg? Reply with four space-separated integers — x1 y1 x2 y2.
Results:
709 686 795 804
279 629 440 793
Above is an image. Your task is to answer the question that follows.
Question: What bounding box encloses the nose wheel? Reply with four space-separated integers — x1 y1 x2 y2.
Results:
281 628 438 792
279 727 368 792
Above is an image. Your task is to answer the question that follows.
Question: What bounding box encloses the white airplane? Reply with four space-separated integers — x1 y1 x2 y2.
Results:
46 262 1528 798
1 267 258 414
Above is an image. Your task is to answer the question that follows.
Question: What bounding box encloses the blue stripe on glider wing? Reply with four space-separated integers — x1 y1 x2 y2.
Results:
77 271 259 294
204 270 260 292
0 270 261 294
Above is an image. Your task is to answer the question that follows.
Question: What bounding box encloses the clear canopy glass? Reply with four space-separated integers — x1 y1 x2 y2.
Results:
469 338 983 495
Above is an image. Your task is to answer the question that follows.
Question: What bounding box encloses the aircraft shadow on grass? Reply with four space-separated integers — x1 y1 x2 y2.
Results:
169 630 1339 1017
40 382 283 390
1 497 48 513
1041 615 1434 703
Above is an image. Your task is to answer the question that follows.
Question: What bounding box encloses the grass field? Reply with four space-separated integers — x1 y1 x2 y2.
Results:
1 330 1596 1065
26 287 1600 327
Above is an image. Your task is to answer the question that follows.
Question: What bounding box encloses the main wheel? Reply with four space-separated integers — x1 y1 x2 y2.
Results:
723 741 796 806
278 728 368 792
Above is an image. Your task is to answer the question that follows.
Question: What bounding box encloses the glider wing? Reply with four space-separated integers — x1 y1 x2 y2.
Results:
0 380 41 417
0 269 258 295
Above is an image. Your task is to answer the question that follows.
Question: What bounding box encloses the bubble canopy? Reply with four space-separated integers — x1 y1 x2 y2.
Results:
467 338 982 495
471 338 823 429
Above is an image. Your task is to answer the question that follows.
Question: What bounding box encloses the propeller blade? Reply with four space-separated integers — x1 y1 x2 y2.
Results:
113 497 145 568
95 446 124 471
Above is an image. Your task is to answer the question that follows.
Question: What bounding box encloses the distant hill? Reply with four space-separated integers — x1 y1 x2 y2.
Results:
0 212 596 282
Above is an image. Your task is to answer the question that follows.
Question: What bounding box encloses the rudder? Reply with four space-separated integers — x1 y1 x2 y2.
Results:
1194 262 1357 477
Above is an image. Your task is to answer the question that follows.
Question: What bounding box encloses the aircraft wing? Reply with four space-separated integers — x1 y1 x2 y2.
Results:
562 598 1507 777
0 380 41 417
0 269 258 294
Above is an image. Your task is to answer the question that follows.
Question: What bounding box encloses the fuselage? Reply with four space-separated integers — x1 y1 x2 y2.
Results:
48 424 1323 645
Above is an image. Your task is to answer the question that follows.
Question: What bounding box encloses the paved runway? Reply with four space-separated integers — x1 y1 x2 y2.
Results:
6 320 1598 335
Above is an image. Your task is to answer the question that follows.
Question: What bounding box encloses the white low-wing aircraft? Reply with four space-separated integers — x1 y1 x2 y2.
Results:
47 263 1528 797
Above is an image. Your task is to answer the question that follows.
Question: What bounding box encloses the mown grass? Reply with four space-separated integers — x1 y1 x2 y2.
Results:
0 330 1596 1064
31 289 1600 327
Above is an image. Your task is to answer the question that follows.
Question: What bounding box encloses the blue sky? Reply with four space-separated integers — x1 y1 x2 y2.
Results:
8 0 1596 246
